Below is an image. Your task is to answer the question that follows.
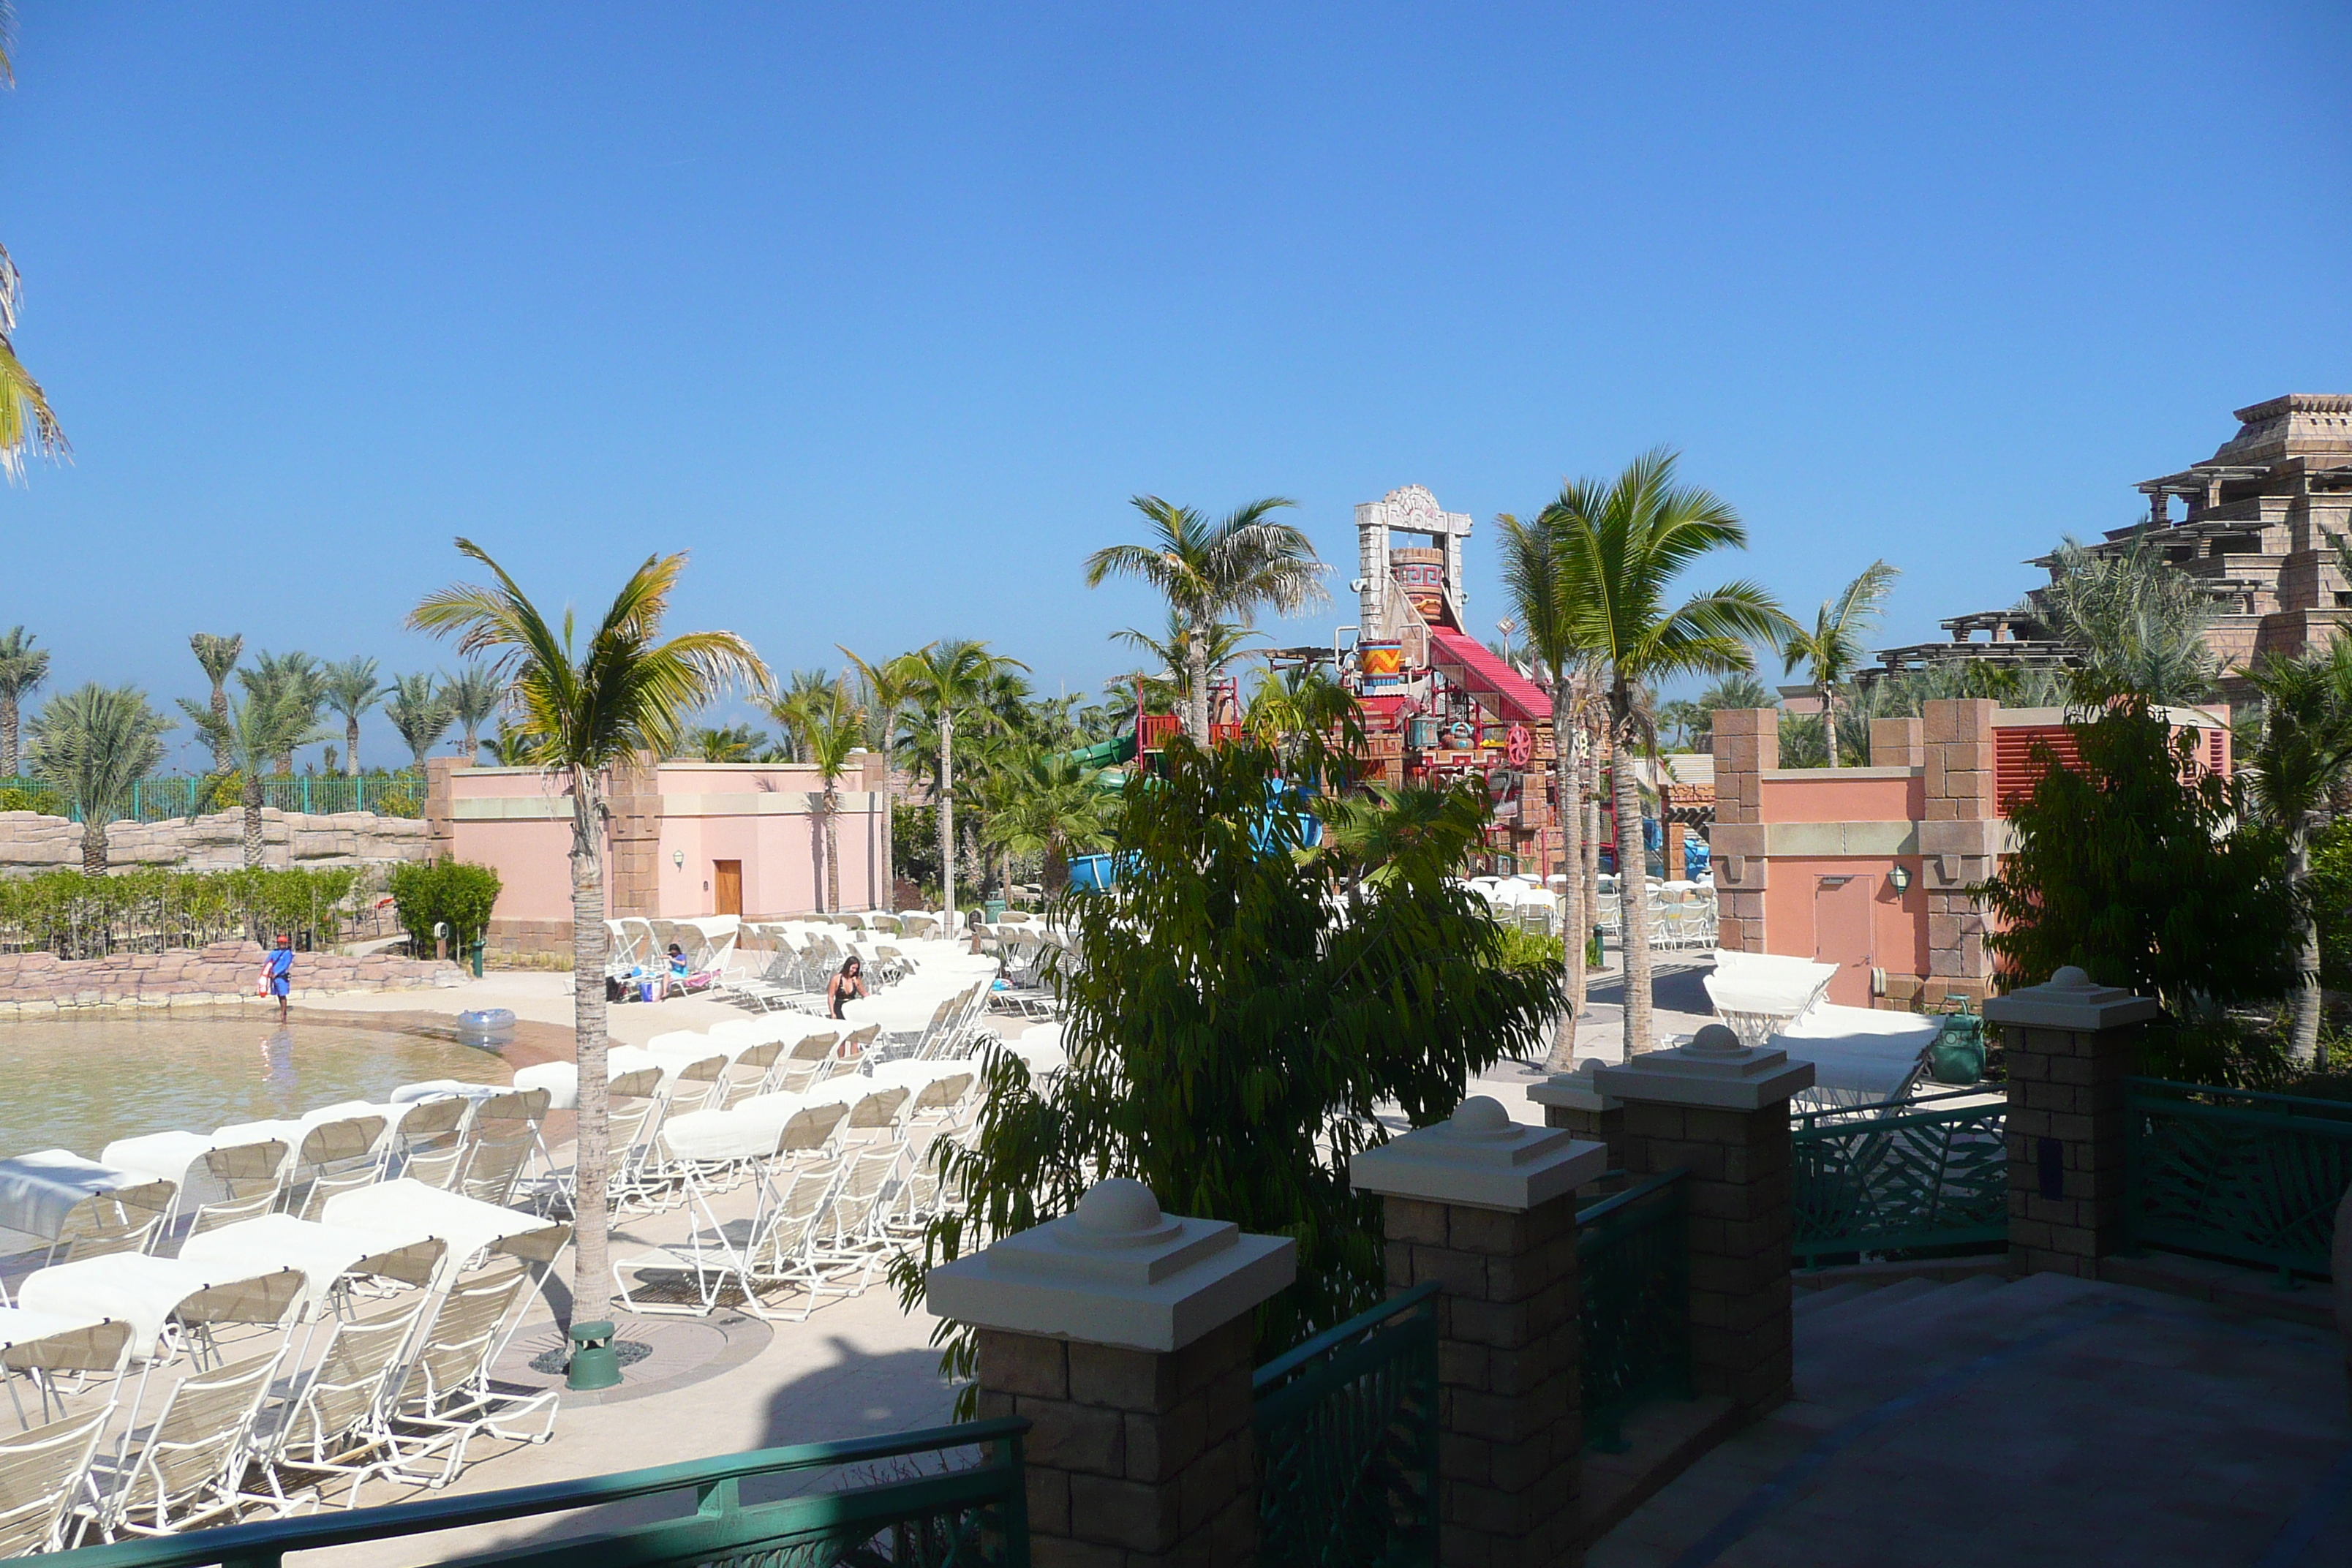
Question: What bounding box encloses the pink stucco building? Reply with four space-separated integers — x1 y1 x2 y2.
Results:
1710 698 2229 1009
422 755 893 957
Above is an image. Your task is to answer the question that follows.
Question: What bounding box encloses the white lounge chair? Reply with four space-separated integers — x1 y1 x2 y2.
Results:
0 1408 113 1555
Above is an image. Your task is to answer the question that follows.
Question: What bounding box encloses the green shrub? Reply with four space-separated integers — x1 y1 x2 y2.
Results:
0 784 62 815
0 865 365 958
388 859 503 954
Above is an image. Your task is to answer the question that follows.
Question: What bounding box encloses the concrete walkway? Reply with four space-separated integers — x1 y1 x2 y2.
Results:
1589 1271 2352 1567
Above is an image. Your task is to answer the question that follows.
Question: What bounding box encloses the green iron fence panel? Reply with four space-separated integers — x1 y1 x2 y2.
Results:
1791 1089 2008 1264
1578 1168 1691 1452
2125 1076 2352 1281
37 1418 1030 1568
1253 1278 1439 1568
2 772 430 825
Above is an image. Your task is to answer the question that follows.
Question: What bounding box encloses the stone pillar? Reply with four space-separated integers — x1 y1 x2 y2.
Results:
1921 699 1998 1006
1707 709 1777 954
1982 968 2157 1279
1869 716 1923 769
1350 1097 1608 1568
422 755 470 864
606 753 664 920
1594 1028 1814 1421
1528 1066 1625 1176
927 1180 1297 1568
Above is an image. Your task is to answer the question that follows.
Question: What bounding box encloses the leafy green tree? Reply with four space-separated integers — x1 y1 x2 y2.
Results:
383 674 452 771
1780 559 1898 771
1314 780 1493 899
178 687 328 864
442 663 504 760
0 625 49 777
838 647 912 912
1085 496 1324 742
2234 641 2352 1061
388 859 505 958
894 739 1556 1399
1978 696 2293 1019
320 656 382 777
1545 448 1794 1055
189 633 244 773
30 685 171 873
979 749 1117 892
410 540 767 1338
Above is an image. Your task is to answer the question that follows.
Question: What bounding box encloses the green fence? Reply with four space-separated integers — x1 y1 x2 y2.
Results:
37 1419 1030 1568
0 772 424 823
2125 1077 2352 1284
1578 1169 1691 1452
1791 1089 2008 1266
1253 1278 1439 1568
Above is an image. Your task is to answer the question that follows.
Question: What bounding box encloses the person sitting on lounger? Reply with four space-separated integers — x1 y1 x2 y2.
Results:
827 955 867 1019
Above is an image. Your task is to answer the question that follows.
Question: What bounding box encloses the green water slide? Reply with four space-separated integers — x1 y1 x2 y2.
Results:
1065 734 1138 769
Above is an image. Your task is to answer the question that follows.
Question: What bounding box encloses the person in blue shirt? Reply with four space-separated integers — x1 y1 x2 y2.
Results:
263 934 294 1022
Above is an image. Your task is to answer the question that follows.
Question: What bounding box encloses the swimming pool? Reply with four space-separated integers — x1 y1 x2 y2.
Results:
0 1014 513 1162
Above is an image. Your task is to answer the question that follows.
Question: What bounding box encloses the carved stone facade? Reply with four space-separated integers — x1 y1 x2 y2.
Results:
0 807 429 874
1354 483 1473 636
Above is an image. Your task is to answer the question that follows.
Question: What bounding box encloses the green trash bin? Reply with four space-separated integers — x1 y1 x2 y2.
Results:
983 899 1008 923
1928 1013 1986 1085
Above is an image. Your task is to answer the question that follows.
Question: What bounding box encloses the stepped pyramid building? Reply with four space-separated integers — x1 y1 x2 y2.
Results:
1873 393 2352 683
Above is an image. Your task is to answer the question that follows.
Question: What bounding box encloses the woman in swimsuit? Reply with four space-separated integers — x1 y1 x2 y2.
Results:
827 955 867 1020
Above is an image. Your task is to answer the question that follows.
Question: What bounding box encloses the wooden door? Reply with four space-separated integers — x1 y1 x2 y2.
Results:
1813 873 1874 1006
713 860 742 917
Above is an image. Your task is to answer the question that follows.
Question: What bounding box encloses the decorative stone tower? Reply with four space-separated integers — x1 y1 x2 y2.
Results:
1355 484 1474 636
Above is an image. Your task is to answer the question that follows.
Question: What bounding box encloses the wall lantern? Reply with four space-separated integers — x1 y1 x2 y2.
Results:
1888 863 1912 895
672 850 686 870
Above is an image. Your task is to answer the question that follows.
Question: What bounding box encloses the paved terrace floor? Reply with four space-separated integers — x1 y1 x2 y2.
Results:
1591 1270 2352 1568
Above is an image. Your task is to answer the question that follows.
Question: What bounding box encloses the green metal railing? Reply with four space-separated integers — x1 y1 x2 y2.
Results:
36 1419 1030 1568
1253 1278 1439 1568
1578 1169 1691 1452
2125 1077 2352 1284
0 773 424 824
1791 1089 2008 1265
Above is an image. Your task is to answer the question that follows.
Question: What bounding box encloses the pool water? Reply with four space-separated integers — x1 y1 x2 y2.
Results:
0 1015 513 1161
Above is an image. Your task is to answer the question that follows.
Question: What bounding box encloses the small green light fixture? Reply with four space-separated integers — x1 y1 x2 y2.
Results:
1889 863 1912 894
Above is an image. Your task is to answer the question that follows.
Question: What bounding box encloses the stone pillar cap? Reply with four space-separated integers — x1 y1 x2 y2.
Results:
1349 1096 1607 1213
1980 966 2160 1030
925 1179 1295 1353
1526 1058 1621 1113
1592 1024 1816 1111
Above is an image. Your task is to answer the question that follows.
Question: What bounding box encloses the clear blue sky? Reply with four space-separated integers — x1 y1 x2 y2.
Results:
4 2 2346 769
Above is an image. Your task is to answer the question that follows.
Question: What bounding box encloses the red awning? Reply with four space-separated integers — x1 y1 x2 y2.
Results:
1425 626 1552 723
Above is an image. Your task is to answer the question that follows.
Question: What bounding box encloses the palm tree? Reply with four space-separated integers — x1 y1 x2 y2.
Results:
383 674 452 771
239 652 328 774
320 657 382 777
838 648 911 913
442 664 504 760
0 626 49 777
2236 640 2352 1063
2039 535 2217 704
685 723 766 762
178 688 328 865
1317 780 1493 899
981 750 1116 892
763 668 850 763
410 540 766 1351
0 21 64 480
189 633 244 772
804 709 864 912
1781 560 1899 769
883 640 1026 919
1498 510 1591 1069
29 685 170 873
481 723 545 766
1548 448 1794 1057
1112 612 1262 723
1085 496 1325 742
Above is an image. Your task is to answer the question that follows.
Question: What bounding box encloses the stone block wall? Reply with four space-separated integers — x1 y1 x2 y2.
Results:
0 939 463 1014
1708 708 1776 954
975 1319 1257 1567
1920 699 1999 1003
2002 1019 2135 1277
1380 1194 1581 1567
0 808 430 874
